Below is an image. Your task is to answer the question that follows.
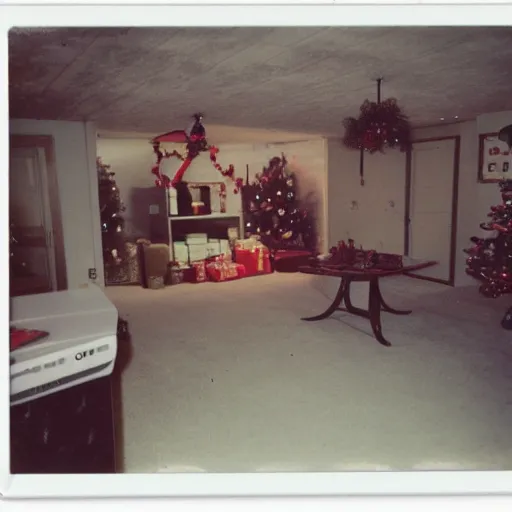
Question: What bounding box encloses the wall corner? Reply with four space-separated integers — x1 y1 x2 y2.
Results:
84 121 105 287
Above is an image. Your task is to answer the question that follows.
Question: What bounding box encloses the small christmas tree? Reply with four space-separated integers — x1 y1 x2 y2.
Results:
242 154 315 251
465 179 512 298
97 157 126 271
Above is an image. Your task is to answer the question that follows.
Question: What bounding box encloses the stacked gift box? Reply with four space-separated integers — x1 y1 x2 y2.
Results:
233 236 272 277
205 254 246 282
171 233 242 284
168 233 273 285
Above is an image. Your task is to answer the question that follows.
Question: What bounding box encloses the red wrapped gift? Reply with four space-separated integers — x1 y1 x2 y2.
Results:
206 256 246 282
273 250 313 273
183 260 208 283
235 245 272 276
235 263 246 278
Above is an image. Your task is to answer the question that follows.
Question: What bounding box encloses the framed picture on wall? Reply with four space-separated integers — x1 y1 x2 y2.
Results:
478 132 511 183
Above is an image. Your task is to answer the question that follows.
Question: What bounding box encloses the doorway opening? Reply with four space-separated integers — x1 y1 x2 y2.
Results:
404 136 460 286
9 135 67 297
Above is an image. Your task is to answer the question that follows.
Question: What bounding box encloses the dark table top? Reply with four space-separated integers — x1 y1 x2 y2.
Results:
299 258 437 281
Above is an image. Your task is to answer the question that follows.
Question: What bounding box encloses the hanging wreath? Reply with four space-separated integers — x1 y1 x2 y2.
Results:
342 78 412 185
150 113 243 193
343 97 411 154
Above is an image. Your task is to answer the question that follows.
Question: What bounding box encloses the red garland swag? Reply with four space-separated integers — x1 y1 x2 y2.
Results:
150 114 243 193
342 98 411 154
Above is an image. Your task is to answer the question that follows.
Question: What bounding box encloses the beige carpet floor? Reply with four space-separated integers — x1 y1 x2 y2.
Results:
105 272 512 473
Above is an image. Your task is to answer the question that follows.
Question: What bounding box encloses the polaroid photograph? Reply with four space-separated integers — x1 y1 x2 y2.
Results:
3 6 512 512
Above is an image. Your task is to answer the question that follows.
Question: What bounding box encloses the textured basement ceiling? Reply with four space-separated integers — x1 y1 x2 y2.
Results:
8 26 512 139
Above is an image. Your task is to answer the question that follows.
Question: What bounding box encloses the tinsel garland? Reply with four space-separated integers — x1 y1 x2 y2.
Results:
150 117 242 193
209 146 244 191
342 98 411 154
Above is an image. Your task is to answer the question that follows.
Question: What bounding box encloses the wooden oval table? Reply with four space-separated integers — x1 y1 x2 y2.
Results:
299 259 437 347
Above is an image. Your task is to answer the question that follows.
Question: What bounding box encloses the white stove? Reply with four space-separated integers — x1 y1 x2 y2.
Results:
10 284 118 406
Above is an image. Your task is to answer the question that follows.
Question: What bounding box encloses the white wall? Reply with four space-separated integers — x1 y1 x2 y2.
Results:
327 139 407 254
10 119 103 289
316 139 408 302
97 137 329 252
325 110 512 288
414 111 512 286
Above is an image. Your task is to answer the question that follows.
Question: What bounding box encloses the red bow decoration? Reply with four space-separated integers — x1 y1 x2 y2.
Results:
150 113 242 193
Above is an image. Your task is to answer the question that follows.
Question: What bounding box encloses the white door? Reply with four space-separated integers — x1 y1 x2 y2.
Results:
10 146 58 295
408 138 457 283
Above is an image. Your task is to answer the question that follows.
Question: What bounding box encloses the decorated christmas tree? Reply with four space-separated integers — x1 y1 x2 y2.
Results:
242 154 315 251
97 157 126 270
465 179 512 298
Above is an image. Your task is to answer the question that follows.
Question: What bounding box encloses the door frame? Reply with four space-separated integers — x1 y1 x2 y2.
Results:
403 135 461 286
10 134 68 291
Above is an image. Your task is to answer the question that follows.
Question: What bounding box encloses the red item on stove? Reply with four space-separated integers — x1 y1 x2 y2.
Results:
10 327 49 351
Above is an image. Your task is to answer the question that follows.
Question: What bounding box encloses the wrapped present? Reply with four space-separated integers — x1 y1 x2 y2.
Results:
235 263 246 278
206 240 222 258
105 241 141 285
234 236 260 251
183 261 208 283
166 263 185 285
206 255 246 282
173 242 190 267
235 242 272 276
220 239 230 255
273 250 314 273
188 244 207 262
186 233 208 245
148 275 165 289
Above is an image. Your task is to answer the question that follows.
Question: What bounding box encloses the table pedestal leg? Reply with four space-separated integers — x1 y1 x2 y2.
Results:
341 280 370 318
368 279 391 347
302 276 410 347
301 278 346 321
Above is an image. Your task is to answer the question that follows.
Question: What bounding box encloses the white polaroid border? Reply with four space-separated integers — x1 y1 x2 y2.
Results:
2 1 512 508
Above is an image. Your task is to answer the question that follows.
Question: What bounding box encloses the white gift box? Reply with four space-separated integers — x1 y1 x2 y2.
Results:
206 241 222 258
188 244 207 262
186 233 208 245
220 239 230 255
173 243 190 266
